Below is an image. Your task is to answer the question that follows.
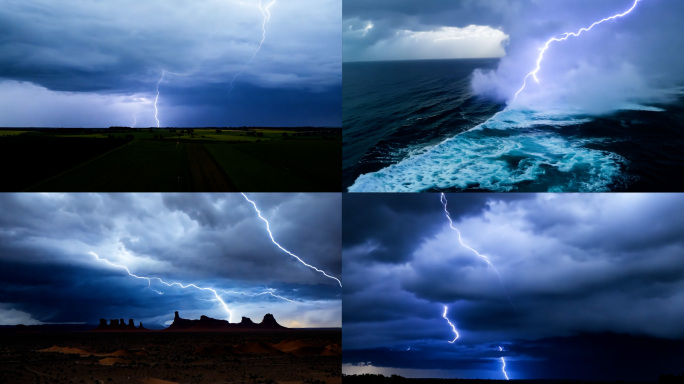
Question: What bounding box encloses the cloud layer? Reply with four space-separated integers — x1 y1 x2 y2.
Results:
0 193 341 328
343 193 684 380
0 0 341 127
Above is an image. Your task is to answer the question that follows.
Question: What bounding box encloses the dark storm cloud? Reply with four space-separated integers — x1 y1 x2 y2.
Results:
343 193 684 379
0 0 341 127
342 194 526 265
157 83 342 127
0 193 341 327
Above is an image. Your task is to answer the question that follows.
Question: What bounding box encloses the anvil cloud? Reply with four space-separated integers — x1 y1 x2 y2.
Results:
0 0 341 127
0 193 341 328
343 193 684 380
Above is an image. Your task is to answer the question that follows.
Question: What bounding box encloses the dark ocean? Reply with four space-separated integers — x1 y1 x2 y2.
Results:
343 59 684 192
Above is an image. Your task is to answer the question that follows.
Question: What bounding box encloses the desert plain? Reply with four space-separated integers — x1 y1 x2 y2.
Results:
0 328 341 384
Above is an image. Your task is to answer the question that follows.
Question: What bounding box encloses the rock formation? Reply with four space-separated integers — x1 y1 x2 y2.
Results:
94 312 286 332
95 318 146 331
167 311 287 331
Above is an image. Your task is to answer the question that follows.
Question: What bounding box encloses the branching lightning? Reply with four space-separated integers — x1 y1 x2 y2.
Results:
513 0 641 100
228 0 277 94
442 305 460 343
255 0 276 60
89 251 234 320
440 193 496 269
439 193 515 310
221 288 296 303
439 194 518 374
499 346 510 380
241 193 342 287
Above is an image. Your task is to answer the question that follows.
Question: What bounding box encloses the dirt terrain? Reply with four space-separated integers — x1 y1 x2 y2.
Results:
0 329 340 384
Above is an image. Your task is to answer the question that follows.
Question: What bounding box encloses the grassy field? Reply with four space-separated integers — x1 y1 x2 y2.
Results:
5 128 341 192
0 130 28 137
0 134 130 191
206 139 340 191
31 140 193 191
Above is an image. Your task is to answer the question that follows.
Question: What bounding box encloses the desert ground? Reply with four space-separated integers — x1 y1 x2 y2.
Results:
0 329 341 384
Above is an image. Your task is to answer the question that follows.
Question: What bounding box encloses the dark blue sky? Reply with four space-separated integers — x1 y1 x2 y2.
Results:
0 0 341 127
343 193 684 380
0 193 341 328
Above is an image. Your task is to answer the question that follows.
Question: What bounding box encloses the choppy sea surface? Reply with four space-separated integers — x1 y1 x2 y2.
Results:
343 59 684 192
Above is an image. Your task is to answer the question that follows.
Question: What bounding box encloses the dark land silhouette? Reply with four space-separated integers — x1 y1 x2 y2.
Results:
343 373 683 384
0 311 340 384
0 127 341 192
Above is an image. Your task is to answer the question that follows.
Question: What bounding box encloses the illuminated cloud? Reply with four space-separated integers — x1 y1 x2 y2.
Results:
343 193 684 380
344 25 508 62
0 0 341 127
0 193 341 328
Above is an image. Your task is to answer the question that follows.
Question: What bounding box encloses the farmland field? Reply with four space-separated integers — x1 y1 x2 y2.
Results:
0 128 341 192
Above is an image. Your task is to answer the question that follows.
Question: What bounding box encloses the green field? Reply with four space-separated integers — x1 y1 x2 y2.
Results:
0 130 28 137
1 128 341 192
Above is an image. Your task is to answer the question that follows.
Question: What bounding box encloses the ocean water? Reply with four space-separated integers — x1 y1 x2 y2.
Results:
343 59 684 192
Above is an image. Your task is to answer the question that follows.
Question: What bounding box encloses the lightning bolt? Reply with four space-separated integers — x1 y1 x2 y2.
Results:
228 0 276 94
89 251 234 321
439 196 516 377
154 70 166 128
154 69 188 128
255 0 275 59
514 0 641 100
90 252 295 309
499 346 510 380
439 193 515 310
442 305 459 343
221 288 296 303
241 193 342 287
440 193 496 269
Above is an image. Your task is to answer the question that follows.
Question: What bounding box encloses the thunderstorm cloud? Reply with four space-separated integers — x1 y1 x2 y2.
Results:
343 193 684 380
0 193 341 328
0 0 341 127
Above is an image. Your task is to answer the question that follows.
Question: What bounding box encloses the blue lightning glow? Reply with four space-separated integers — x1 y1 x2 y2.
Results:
442 305 459 343
440 193 496 269
514 0 641 100
438 195 517 377
241 193 342 287
154 69 188 128
499 346 510 380
89 251 234 321
229 0 277 94
221 288 296 303
255 0 276 60
440 193 515 310
154 70 166 128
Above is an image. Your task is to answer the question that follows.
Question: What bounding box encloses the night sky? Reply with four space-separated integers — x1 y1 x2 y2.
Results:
343 193 684 381
344 0 684 114
0 0 341 127
0 193 341 328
